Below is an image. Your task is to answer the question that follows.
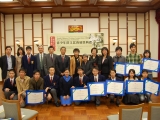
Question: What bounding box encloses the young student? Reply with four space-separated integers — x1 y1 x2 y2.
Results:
122 69 140 105
70 48 83 78
72 67 89 105
16 68 30 107
139 69 152 103
44 66 60 107
60 69 73 106
2 69 18 100
89 67 105 106
143 50 153 79
81 54 92 77
29 70 44 90
108 69 122 106
22 46 37 77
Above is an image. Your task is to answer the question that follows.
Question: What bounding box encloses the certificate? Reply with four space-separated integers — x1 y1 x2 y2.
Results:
126 64 141 76
115 63 125 75
26 90 45 104
126 80 144 94
87 82 106 96
145 79 160 96
106 80 124 95
71 87 90 101
143 59 159 72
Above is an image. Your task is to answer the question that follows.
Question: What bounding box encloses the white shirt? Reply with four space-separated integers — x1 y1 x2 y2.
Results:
49 75 54 80
111 77 116 81
94 75 99 82
79 76 83 80
10 78 14 83
27 54 31 58
39 53 44 60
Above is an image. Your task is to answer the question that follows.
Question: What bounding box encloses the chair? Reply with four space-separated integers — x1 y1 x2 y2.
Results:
143 103 160 120
1 98 39 120
107 103 144 120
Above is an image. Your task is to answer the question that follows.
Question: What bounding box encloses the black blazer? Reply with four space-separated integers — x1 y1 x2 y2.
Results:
108 77 123 81
55 55 70 76
44 75 59 90
2 78 17 94
1 55 16 79
89 74 106 82
73 76 89 87
98 55 113 74
89 55 99 67
81 61 92 76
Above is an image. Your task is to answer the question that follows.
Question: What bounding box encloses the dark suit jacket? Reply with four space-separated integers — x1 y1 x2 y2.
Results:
89 55 99 67
1 55 16 79
98 56 113 74
44 75 59 90
81 61 92 76
89 74 106 82
35 53 46 71
73 76 89 87
43 54 57 75
108 77 123 81
2 78 17 94
55 55 70 76
21 55 37 77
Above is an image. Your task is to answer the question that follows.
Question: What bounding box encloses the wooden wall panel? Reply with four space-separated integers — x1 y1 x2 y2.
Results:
128 21 136 36
33 22 42 37
110 21 117 36
24 14 32 29
119 29 127 44
137 13 144 28
14 14 22 22
128 13 136 20
137 29 144 43
119 13 126 28
100 29 108 44
100 13 108 28
24 30 32 45
15 23 22 37
43 14 51 29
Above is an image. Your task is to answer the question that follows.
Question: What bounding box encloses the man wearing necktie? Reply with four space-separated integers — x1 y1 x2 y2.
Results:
22 46 37 77
2 69 18 100
44 46 57 76
55 47 70 76
35 45 46 77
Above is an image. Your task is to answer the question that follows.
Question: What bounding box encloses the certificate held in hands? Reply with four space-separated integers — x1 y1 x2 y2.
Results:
126 64 141 76
87 82 106 96
126 80 144 94
145 79 160 96
114 63 125 75
143 58 159 72
26 90 45 105
71 87 90 101
106 80 124 96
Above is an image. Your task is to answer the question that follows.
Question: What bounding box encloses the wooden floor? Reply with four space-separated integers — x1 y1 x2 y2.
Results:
0 83 160 120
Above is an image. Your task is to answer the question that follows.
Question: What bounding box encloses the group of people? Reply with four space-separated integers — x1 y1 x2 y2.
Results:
0 43 153 107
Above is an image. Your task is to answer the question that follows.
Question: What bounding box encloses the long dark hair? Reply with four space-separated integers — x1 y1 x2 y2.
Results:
128 69 136 80
143 50 151 58
101 47 109 56
17 47 25 56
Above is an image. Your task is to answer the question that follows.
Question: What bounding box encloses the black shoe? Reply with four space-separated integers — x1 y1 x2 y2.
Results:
55 102 60 107
110 100 114 103
116 100 120 106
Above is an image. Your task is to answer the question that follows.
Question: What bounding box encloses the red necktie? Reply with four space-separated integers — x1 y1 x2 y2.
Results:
80 78 83 85
50 77 53 83
10 80 13 86
28 56 30 64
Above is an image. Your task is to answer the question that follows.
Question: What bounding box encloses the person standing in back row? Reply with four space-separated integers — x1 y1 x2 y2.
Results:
89 47 99 67
44 46 57 76
55 46 70 76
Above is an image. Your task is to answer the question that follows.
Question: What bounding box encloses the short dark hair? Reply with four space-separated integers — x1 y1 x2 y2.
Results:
115 46 122 52
49 66 55 70
73 48 80 53
19 68 26 73
17 47 25 56
26 46 32 50
83 54 88 58
101 47 109 56
77 67 84 71
9 69 15 74
5 46 12 50
60 46 66 50
130 43 136 49
142 69 148 73
92 67 99 71
110 69 116 73
33 70 40 75
91 47 98 53
143 50 151 58
64 68 70 72
48 46 54 50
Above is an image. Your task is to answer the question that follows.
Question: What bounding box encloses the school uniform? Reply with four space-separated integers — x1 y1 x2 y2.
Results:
122 77 140 105
108 77 122 106
2 78 18 100
73 75 89 105
44 75 59 104
89 74 105 106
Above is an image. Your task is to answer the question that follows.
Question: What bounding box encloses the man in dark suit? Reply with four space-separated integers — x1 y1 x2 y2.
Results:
89 67 106 106
2 69 17 100
108 69 123 106
55 46 70 76
35 45 46 77
44 46 57 76
1 46 16 81
22 46 37 77
81 54 92 77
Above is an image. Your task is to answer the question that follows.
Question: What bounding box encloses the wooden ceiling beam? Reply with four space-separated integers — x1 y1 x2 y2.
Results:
18 0 31 6
119 0 127 5
89 0 98 5
53 0 63 5
151 0 160 5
